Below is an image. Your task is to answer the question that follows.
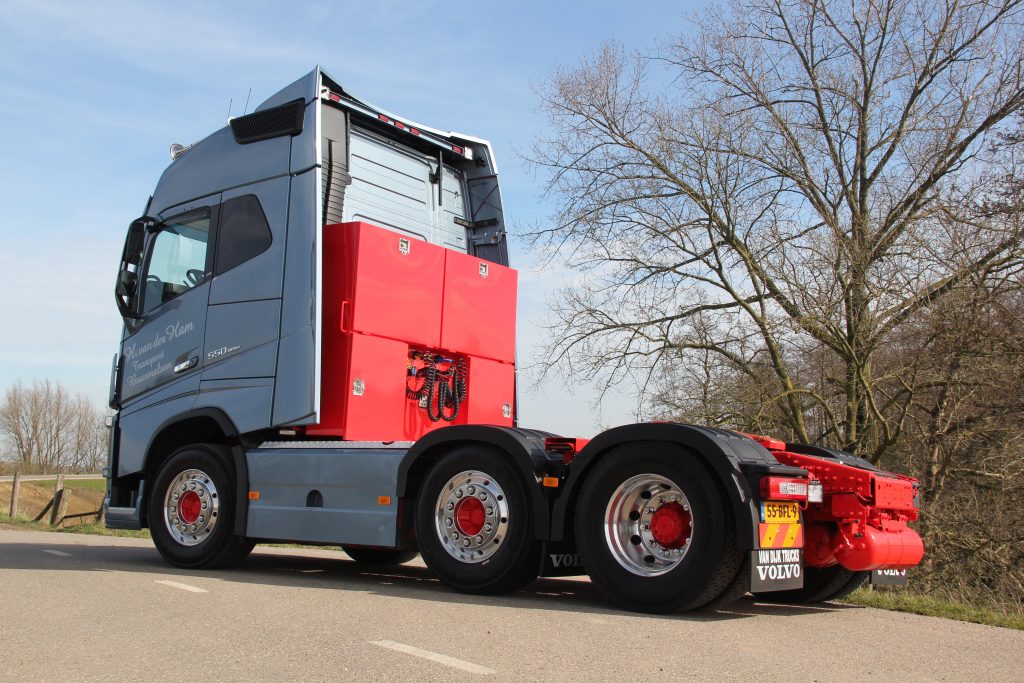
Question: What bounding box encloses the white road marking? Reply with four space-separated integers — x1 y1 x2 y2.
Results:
371 640 495 675
42 549 71 557
155 580 208 594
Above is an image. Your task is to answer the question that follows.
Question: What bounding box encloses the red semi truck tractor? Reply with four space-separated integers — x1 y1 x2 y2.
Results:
105 67 924 612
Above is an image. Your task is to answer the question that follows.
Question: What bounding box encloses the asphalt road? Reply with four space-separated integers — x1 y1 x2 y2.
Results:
1 528 1020 682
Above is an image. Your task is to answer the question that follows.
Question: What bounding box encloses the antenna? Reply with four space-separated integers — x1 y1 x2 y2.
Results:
242 88 252 115
226 98 233 122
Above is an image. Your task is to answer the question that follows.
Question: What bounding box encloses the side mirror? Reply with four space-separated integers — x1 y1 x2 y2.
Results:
114 218 151 322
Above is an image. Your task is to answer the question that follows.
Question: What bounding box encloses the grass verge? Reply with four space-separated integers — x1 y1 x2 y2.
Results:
0 512 151 539
841 588 1024 630
24 478 107 493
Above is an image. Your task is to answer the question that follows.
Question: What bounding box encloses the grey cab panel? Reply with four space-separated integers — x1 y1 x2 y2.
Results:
272 168 320 426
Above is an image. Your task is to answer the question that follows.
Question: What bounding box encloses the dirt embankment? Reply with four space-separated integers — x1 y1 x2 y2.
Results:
0 481 105 526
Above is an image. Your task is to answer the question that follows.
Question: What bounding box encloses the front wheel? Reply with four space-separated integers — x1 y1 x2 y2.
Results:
414 447 541 594
575 443 745 613
148 444 254 569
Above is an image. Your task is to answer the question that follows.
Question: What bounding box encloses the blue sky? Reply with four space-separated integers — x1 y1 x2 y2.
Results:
0 0 697 436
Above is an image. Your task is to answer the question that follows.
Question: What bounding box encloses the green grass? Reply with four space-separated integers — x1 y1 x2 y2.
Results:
0 512 151 539
841 588 1024 630
24 478 107 493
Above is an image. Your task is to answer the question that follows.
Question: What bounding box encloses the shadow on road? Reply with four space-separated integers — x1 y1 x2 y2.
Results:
0 538 859 621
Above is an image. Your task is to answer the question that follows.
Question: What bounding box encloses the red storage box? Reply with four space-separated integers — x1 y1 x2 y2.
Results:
324 221 445 347
313 332 409 440
315 221 518 440
441 250 517 363
462 356 516 425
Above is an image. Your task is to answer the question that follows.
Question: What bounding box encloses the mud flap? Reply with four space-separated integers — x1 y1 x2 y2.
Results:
538 540 587 577
870 568 909 586
750 548 804 592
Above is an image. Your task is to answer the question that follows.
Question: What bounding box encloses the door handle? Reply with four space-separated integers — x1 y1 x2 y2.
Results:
173 356 199 374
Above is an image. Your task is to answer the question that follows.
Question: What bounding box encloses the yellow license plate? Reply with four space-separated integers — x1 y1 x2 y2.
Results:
762 501 800 524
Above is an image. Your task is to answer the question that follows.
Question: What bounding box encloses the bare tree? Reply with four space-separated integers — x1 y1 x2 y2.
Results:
528 0 1024 462
0 380 108 473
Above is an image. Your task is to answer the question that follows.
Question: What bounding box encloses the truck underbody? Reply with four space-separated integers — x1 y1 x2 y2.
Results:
106 67 923 613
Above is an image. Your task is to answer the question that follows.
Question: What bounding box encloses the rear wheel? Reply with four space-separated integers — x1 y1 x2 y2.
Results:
414 447 541 594
148 444 254 569
575 443 744 613
342 546 418 565
752 565 869 603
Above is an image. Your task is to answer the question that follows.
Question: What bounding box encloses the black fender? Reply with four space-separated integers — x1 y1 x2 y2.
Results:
550 423 806 549
141 407 249 536
396 425 554 538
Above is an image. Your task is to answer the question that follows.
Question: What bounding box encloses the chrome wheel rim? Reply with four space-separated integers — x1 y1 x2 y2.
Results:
604 473 693 577
434 470 509 564
163 468 220 547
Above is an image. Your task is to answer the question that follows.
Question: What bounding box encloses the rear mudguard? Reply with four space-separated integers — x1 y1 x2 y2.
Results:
395 425 556 538
549 424 806 549
394 423 807 551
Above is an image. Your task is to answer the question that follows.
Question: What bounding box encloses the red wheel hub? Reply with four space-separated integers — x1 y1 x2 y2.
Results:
178 490 201 525
454 496 485 536
650 502 691 549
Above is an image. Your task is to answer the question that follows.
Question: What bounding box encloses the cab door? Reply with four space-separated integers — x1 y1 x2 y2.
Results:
119 196 219 408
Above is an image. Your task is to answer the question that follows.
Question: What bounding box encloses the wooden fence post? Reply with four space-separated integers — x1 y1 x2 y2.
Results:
8 472 20 518
49 475 66 527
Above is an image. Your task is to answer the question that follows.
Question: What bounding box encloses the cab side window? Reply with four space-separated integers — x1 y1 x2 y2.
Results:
141 212 211 315
215 195 272 275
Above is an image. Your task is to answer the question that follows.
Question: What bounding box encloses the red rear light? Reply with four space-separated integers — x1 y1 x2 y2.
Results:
451 145 464 154
378 114 391 123
760 476 808 501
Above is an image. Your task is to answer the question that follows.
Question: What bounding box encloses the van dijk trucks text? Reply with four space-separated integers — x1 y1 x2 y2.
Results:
104 67 924 612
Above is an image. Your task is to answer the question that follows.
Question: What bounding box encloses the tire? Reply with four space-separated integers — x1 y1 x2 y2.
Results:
342 546 418 565
414 446 541 594
574 442 744 613
752 565 869 604
148 444 254 569
705 554 751 610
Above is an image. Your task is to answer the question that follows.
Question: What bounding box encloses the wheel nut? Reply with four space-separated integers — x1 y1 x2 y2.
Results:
462 539 471 547
476 535 483 545
180 483 187 491
173 493 179 500
450 531 458 540
455 489 464 498
190 524 197 531
447 502 455 511
445 518 453 528
198 516 205 524
484 523 493 532
201 502 207 510
198 489 205 498
486 506 494 515
478 492 486 500
467 486 476 495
